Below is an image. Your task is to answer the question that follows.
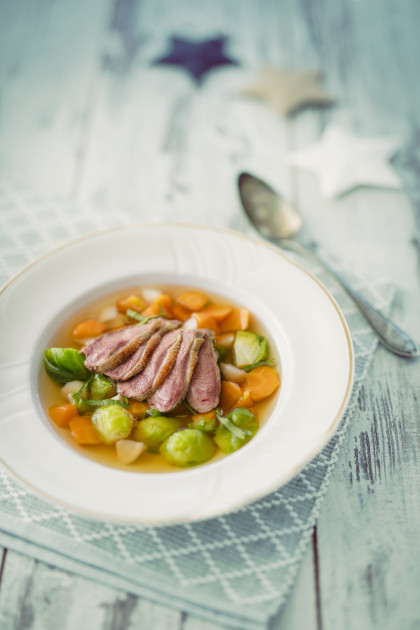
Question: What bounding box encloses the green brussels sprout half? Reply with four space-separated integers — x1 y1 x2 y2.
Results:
91 405 134 444
160 429 216 467
132 416 184 452
214 408 258 454
89 374 117 400
188 416 217 433
44 348 91 384
232 331 268 369
226 407 257 427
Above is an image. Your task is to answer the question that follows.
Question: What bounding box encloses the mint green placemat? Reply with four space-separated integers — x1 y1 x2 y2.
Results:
0 184 394 629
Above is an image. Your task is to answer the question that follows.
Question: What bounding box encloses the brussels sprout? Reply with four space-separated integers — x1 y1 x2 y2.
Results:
226 408 257 427
188 416 217 433
160 429 216 467
89 374 117 400
132 416 184 452
214 408 258 454
44 348 91 384
91 405 134 444
232 332 268 369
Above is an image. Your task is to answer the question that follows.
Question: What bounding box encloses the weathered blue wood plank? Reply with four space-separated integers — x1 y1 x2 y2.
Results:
0 0 107 194
292 1 420 629
0 0 419 629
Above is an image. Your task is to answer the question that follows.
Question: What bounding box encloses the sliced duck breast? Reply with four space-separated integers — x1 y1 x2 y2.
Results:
148 330 205 413
186 330 221 413
117 330 182 400
82 318 165 373
105 319 180 381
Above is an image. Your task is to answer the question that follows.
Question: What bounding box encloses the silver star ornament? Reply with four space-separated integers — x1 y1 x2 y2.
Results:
286 125 402 199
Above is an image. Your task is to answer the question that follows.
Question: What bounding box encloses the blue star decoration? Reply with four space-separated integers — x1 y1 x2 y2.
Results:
152 35 239 84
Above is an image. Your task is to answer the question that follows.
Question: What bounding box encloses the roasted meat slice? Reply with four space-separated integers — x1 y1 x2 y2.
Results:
186 330 221 413
148 330 205 413
82 318 165 373
117 330 182 400
105 319 180 381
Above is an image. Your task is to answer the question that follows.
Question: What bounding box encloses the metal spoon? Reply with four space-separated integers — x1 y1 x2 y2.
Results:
238 171 419 358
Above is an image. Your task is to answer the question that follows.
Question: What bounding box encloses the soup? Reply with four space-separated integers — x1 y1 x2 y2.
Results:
40 285 281 472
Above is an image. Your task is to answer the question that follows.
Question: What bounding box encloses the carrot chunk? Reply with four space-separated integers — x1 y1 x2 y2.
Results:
176 291 208 312
172 302 191 322
71 318 107 339
191 410 217 422
232 390 254 409
140 303 160 317
192 312 220 334
128 401 148 419
69 416 103 445
153 294 172 311
142 294 173 318
218 308 249 332
116 295 147 313
220 381 242 414
48 403 79 428
198 305 232 322
244 366 280 401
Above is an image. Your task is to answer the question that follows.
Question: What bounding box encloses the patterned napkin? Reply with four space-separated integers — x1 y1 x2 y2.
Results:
0 183 394 629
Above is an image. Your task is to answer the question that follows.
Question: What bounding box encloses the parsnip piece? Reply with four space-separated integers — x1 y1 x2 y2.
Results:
116 439 147 464
60 380 85 402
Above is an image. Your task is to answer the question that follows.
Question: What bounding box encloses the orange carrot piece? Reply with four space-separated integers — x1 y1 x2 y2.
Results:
176 291 208 312
244 366 280 402
220 381 242 414
153 294 172 310
198 305 232 322
48 404 79 428
71 318 107 339
172 302 191 322
142 298 173 318
128 401 148 419
140 303 160 317
69 416 103 445
116 294 147 313
192 313 220 334
218 308 250 332
232 390 254 409
191 410 217 422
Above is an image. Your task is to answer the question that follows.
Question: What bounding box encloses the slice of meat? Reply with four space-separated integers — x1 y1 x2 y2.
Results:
148 330 205 413
104 319 180 381
186 330 221 413
117 330 182 400
82 318 165 373
104 333 161 381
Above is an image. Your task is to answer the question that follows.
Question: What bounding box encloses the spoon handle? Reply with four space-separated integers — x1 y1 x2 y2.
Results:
278 239 419 358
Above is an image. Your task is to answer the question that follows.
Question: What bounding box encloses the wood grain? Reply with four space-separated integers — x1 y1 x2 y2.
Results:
290 2 420 630
0 0 419 628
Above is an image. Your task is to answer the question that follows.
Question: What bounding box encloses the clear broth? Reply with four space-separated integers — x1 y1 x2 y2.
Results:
39 285 280 473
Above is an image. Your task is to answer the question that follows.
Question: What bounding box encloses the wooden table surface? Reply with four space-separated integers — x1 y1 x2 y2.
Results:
1 1 419 629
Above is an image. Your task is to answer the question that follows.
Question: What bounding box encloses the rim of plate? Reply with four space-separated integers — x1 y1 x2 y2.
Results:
0 223 354 524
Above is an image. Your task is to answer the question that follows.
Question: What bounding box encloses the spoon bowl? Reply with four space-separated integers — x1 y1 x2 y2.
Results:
238 172 301 239
237 171 419 358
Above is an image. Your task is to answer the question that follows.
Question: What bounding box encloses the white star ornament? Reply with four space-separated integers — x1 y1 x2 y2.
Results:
286 126 402 199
